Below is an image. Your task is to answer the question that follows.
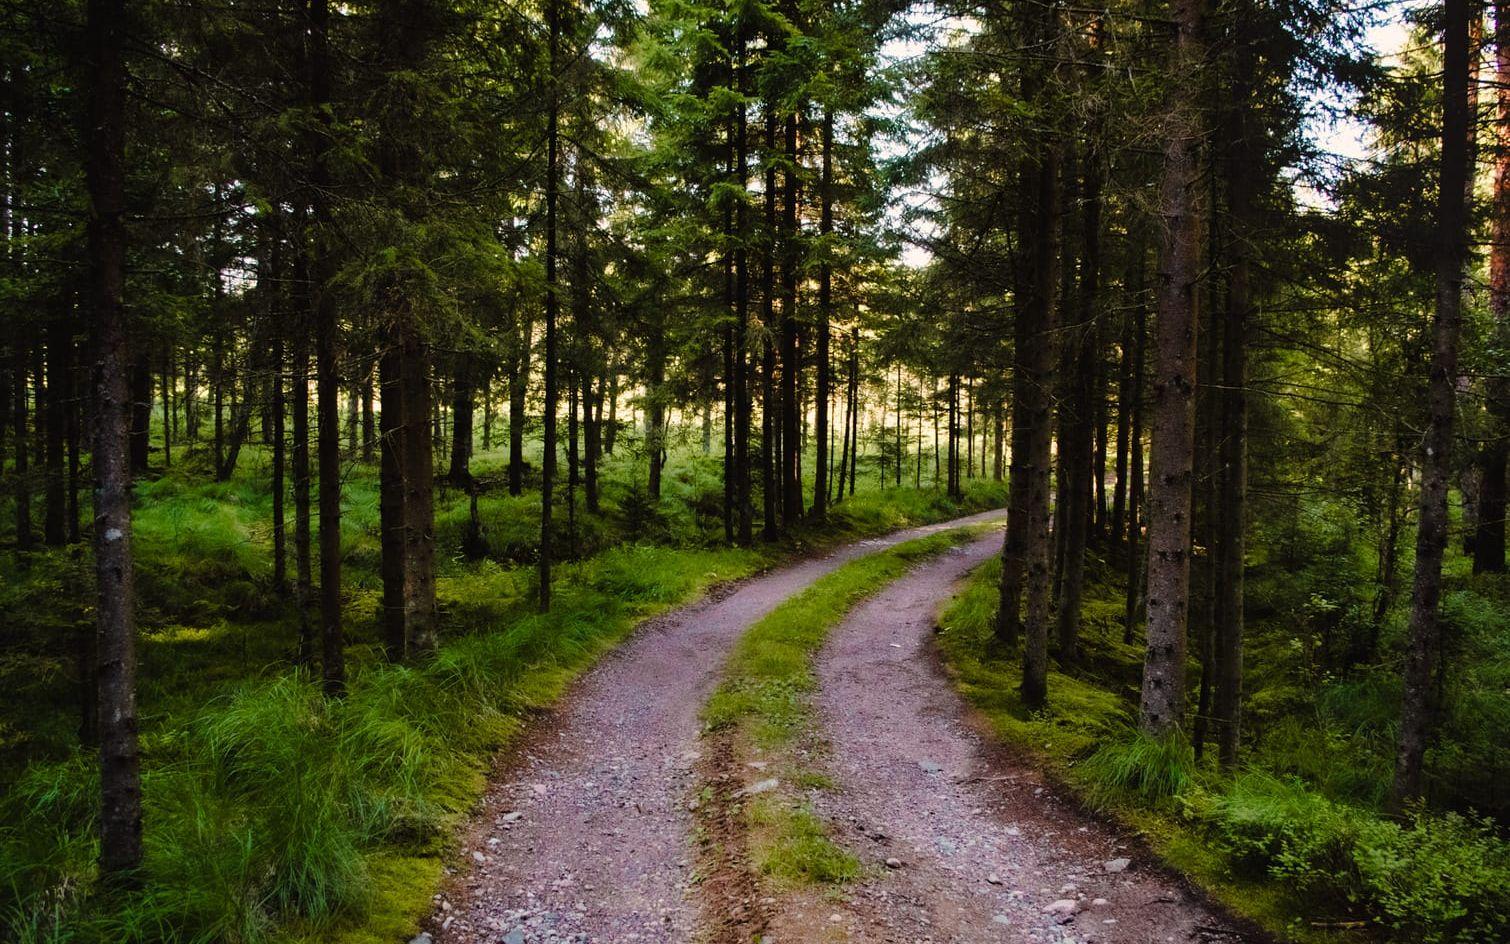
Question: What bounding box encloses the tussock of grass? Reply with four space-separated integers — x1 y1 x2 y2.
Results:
1078 731 1197 808
748 796 861 886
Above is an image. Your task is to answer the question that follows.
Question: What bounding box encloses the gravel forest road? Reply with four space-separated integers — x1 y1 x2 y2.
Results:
786 531 1250 944
426 509 1007 944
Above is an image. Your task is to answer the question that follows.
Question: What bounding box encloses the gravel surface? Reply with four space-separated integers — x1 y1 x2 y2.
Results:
796 531 1253 944
427 510 1007 944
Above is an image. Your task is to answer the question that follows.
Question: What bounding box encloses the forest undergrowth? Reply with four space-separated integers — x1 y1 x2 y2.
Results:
0 435 1004 944
936 527 1510 944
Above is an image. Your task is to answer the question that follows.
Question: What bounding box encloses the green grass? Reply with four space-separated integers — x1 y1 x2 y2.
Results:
0 427 1006 944
934 554 1510 944
702 527 983 889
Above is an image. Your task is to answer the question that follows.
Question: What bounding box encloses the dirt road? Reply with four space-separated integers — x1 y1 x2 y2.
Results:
781 532 1249 944
426 510 1007 944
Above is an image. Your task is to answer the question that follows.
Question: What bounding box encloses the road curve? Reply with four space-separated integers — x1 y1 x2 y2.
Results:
790 531 1249 944
427 508 1007 944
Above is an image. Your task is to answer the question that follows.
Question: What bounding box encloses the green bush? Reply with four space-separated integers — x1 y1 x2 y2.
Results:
1200 773 1510 943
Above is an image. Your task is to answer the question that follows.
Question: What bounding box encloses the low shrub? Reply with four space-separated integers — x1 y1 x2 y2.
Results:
1199 773 1510 943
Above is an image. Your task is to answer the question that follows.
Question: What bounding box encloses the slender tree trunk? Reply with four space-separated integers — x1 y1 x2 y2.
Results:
585 367 602 513
836 331 854 503
1057 147 1101 665
780 111 802 526
1112 300 1134 559
160 349 172 469
849 328 859 497
508 315 533 495
761 109 779 540
361 362 375 462
812 107 832 519
128 357 152 479
647 328 666 500
346 376 358 457
44 312 69 546
67 358 81 543
86 0 143 881
271 248 287 592
311 0 344 694
1393 0 1470 808
379 345 406 659
1212 11 1256 769
568 365 580 553
292 257 314 663
1125 232 1148 644
448 359 475 486
605 363 618 454
481 374 493 453
1139 0 1205 735
734 32 752 543
539 0 560 611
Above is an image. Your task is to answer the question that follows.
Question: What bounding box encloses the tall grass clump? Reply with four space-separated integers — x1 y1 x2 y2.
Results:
1078 730 1199 808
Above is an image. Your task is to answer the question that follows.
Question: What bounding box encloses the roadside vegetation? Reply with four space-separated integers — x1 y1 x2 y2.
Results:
936 548 1510 944
0 434 1003 943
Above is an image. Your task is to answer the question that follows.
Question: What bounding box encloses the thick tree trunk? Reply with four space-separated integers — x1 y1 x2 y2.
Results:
1478 0 1510 573
998 5 1059 670
1393 0 1470 808
85 0 143 881
1139 0 1205 735
400 327 437 654
1057 149 1101 665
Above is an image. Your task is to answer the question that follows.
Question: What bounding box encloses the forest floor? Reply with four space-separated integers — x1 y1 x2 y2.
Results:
423 523 1253 944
